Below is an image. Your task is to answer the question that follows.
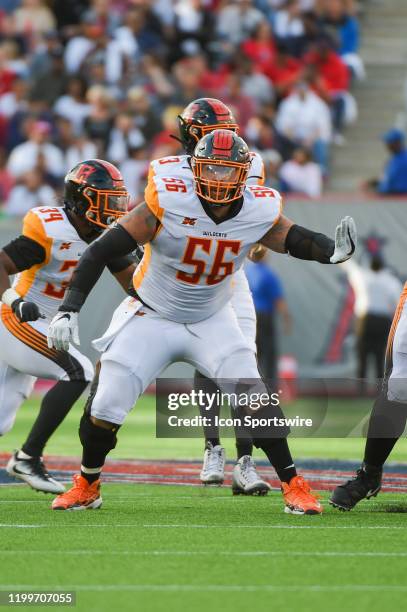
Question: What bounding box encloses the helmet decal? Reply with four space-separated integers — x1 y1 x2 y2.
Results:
72 163 96 183
212 130 234 158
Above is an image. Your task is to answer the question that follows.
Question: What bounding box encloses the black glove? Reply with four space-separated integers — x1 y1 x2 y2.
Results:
11 298 42 323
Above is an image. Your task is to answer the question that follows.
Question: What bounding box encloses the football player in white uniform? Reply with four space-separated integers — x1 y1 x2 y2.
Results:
149 97 270 494
0 159 135 493
48 130 356 514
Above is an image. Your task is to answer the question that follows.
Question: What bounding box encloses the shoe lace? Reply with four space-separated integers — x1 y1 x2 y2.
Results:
30 457 50 479
290 476 321 502
206 447 224 472
60 475 89 502
240 457 260 484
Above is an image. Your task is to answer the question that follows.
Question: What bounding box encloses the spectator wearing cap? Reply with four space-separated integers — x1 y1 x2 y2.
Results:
7 120 64 181
375 129 407 195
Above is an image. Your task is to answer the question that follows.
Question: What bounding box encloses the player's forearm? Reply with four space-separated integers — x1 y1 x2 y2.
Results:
285 225 335 264
261 216 356 265
60 225 139 313
0 251 18 301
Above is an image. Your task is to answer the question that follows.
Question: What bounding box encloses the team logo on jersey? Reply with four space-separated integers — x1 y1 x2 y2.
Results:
60 242 72 251
182 217 197 226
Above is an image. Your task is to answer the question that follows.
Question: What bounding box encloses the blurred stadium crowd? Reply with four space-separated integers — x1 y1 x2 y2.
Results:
0 0 367 214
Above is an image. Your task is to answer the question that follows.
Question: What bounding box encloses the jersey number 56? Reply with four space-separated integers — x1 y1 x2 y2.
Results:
177 237 241 285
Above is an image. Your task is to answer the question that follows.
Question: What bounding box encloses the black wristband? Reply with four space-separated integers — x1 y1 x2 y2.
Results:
285 224 335 264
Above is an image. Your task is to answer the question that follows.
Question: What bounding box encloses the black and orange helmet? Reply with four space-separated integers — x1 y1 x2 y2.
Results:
64 159 129 229
191 130 251 206
178 98 238 155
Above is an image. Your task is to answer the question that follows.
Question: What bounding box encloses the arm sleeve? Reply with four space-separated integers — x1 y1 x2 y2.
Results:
106 254 136 274
61 224 139 312
3 235 46 271
285 224 335 264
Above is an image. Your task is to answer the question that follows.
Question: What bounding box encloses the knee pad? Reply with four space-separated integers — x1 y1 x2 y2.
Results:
79 413 119 455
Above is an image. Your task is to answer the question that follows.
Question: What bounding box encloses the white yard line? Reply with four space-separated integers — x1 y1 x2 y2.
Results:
0 523 406 529
1 550 407 557
1 584 407 593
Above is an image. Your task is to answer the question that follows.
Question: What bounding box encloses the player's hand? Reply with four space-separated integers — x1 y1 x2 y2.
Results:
11 298 44 323
330 216 357 264
47 311 80 351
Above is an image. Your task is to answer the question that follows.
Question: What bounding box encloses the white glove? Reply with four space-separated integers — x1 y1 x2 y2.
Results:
47 311 80 351
330 216 357 264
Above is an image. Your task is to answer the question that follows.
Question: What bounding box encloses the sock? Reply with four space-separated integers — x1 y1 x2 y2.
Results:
80 466 102 484
22 380 88 457
194 370 222 446
79 413 119 484
206 438 220 449
235 438 253 460
256 438 297 484
363 394 407 468
363 437 398 469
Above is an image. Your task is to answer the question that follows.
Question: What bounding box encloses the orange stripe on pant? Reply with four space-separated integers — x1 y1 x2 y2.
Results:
385 283 407 376
1 306 86 381
1 306 58 360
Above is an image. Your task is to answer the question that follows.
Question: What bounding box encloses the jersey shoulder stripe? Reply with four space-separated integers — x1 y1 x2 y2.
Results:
144 169 165 221
22 210 53 265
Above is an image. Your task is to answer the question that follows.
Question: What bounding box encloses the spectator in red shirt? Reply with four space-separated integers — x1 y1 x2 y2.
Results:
263 44 302 98
0 46 15 96
241 21 276 72
305 39 351 143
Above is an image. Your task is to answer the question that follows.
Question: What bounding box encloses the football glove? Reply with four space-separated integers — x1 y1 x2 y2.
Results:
11 298 43 323
330 216 357 264
47 311 80 351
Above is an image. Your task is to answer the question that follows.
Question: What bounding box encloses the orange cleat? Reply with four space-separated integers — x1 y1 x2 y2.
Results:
281 475 322 515
52 474 102 511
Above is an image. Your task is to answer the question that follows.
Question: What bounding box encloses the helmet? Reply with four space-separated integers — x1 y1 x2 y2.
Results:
191 130 251 205
64 159 129 229
178 98 238 155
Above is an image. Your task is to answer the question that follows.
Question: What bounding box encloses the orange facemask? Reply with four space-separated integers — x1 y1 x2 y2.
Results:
192 157 250 205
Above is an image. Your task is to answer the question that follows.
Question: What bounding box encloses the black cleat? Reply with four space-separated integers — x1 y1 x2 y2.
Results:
329 464 382 511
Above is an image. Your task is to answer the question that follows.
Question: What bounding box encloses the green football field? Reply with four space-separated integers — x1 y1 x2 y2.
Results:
1 395 407 612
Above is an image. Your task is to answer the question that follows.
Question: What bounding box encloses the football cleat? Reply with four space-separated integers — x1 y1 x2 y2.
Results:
6 450 65 494
329 464 382 511
200 442 225 485
282 475 323 515
232 455 271 496
52 474 102 510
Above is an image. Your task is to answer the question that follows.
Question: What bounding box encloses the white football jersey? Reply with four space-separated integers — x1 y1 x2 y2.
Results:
10 207 88 320
133 173 282 323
